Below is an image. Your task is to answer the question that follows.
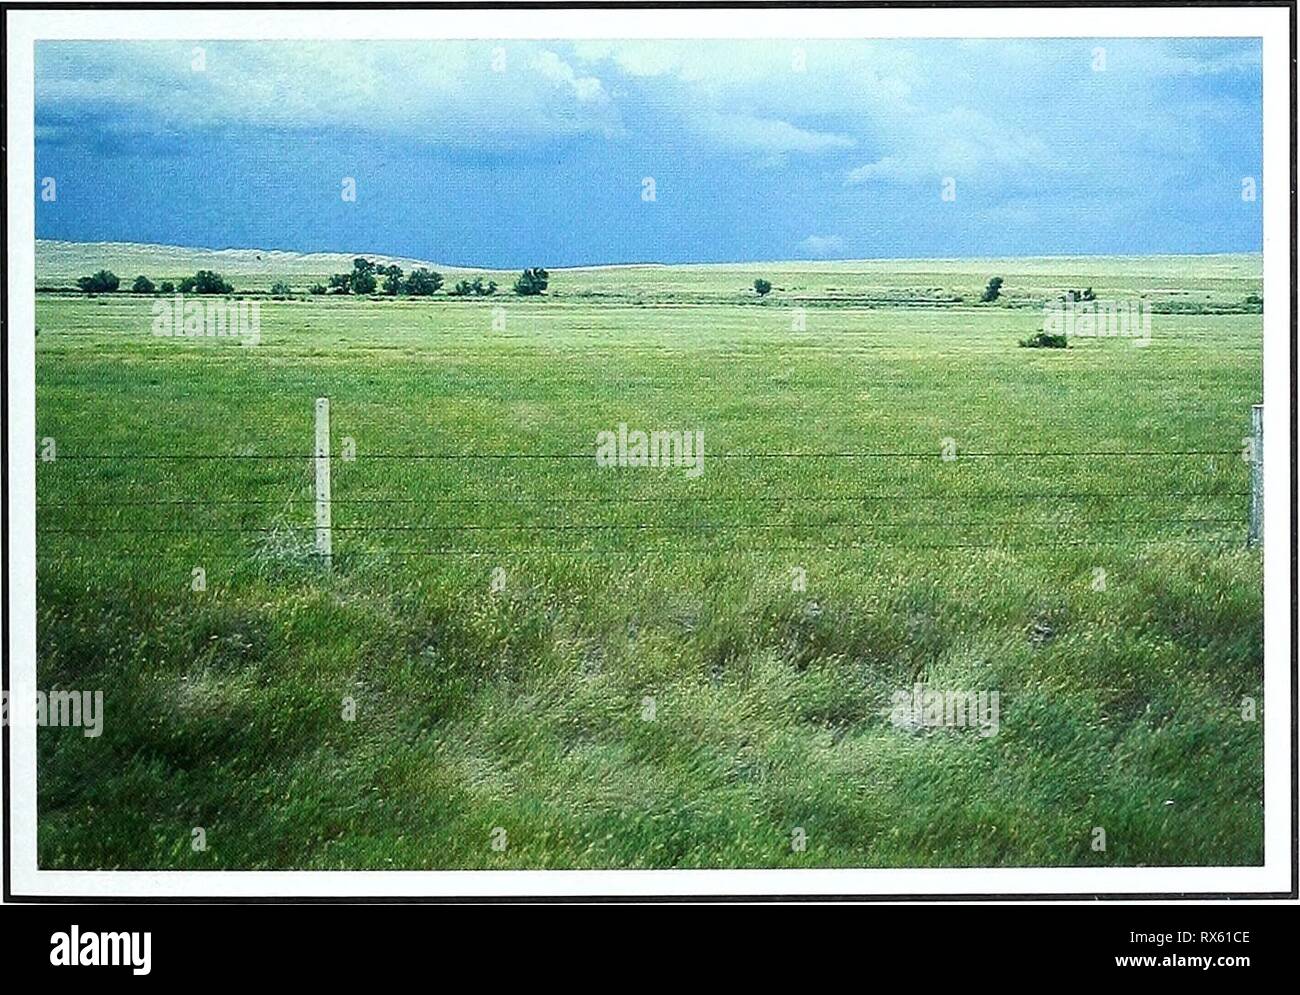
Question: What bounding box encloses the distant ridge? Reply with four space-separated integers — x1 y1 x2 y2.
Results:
35 239 1263 281
35 240 468 280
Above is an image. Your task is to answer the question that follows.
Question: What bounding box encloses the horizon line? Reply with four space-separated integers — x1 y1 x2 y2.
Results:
34 237 1264 273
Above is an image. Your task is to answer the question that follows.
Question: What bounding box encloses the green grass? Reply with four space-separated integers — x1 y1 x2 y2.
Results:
34 253 1264 869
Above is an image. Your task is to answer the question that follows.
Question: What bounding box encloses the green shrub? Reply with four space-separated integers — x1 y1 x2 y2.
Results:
76 270 120 293
179 270 233 294
405 269 443 296
513 267 549 296
450 277 497 297
980 276 1003 302
1019 331 1068 349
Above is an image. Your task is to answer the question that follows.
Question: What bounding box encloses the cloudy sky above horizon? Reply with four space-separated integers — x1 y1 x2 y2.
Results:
35 38 1262 267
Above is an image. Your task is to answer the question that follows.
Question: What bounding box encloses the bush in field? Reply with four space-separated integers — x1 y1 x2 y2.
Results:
270 280 293 298
513 267 549 296
980 276 1003 302
404 268 443 296
754 278 772 297
450 276 498 297
1020 331 1067 349
381 268 404 296
179 270 233 295
76 270 120 293
339 258 378 295
328 273 352 294
309 283 327 296
131 275 156 294
197 270 233 294
159 280 175 294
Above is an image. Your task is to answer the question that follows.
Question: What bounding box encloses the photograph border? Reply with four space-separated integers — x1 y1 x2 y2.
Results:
2 0 1296 903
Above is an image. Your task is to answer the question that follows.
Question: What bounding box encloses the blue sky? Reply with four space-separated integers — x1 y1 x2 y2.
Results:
35 38 1262 267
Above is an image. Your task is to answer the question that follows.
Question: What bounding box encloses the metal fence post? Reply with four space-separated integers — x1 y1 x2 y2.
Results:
1248 402 1263 547
315 397 333 567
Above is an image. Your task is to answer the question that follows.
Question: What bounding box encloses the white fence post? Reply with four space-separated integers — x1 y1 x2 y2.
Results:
1248 402 1263 547
315 397 333 567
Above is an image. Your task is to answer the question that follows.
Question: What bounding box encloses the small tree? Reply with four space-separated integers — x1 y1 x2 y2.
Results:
76 270 120 293
159 280 176 294
328 273 352 294
405 268 443 296
201 271 233 294
270 280 293 298
381 269 404 296
132 275 156 294
347 258 378 295
513 267 549 296
181 270 233 294
754 278 772 297
309 283 327 295
980 277 1004 303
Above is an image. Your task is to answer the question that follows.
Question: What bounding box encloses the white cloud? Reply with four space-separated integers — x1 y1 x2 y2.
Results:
36 36 1259 192
846 103 1061 189
796 234 845 257
36 41 621 146
531 50 610 106
701 113 854 155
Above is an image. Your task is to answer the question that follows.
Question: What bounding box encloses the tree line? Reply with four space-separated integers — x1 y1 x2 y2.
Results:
75 270 233 295
320 258 548 297
74 259 550 298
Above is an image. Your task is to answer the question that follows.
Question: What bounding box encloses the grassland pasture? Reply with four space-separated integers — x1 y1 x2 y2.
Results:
34 249 1263 869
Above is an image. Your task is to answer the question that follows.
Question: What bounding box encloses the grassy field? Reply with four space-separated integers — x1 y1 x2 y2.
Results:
34 247 1264 869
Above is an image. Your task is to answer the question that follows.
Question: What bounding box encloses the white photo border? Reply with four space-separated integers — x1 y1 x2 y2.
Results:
3 1 1295 901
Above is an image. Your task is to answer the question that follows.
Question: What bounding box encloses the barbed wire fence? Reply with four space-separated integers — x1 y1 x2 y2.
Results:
35 398 1263 568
